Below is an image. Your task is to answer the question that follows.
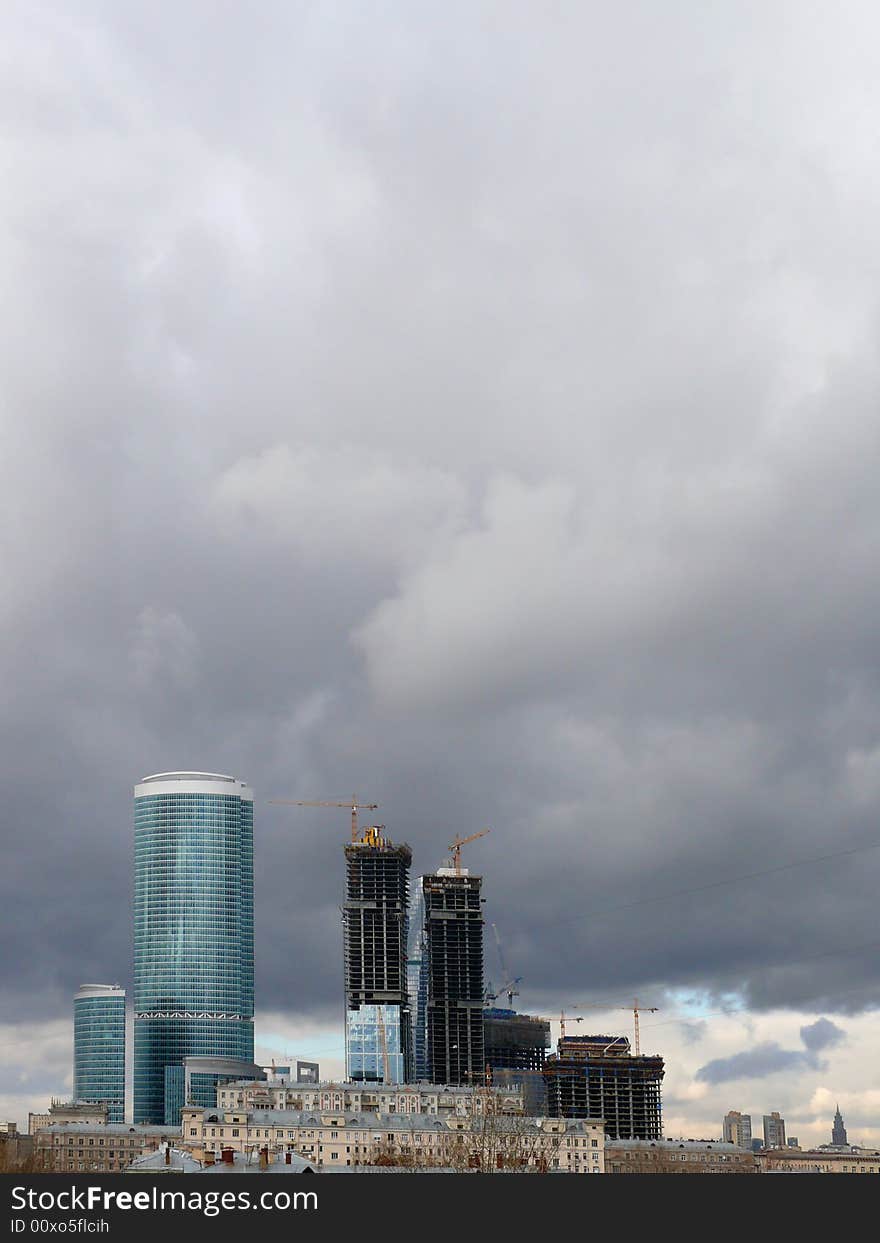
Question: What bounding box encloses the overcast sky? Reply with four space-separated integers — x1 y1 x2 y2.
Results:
2 1 880 1144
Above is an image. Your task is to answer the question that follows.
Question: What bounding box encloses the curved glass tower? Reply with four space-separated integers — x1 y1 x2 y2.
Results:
74 984 126 1123
133 772 254 1124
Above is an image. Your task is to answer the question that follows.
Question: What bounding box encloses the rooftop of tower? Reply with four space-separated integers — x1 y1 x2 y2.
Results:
140 771 240 783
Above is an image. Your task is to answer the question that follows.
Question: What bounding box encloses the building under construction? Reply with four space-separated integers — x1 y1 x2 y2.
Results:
483 1008 551 1072
343 827 412 1083
418 869 485 1086
543 1035 664 1140
483 1008 551 1114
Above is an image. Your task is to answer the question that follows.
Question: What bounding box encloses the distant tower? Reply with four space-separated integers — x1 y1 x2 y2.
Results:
832 1104 848 1147
74 985 126 1123
722 1110 752 1149
762 1111 786 1148
343 826 412 1083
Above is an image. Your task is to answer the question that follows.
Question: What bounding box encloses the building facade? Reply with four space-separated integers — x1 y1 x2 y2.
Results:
29 1101 109 1135
406 877 429 1080
343 827 412 1084
73 985 127 1123
762 1112 786 1148
491 1068 548 1117
759 1147 880 1174
181 1106 605 1172
418 869 485 1086
483 1009 551 1074
722 1110 753 1149
544 1035 664 1140
35 1124 178 1172
216 1079 524 1116
163 1057 265 1126
133 772 254 1124
605 1138 756 1174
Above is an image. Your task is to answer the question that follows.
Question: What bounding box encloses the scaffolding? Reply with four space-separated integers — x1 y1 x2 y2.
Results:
543 1035 664 1140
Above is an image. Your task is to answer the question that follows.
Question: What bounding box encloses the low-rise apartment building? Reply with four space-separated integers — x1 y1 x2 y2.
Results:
605 1138 756 1173
35 1124 179 1172
759 1148 880 1174
29 1101 109 1134
216 1080 524 1116
182 1107 604 1172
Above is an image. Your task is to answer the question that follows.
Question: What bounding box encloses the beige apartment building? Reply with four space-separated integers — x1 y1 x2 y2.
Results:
759 1148 880 1174
35 1124 178 1172
216 1080 525 1116
182 1107 605 1172
606 1138 756 1173
28 1101 110 1134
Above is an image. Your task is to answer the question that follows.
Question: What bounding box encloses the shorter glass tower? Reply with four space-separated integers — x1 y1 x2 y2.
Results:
73 985 126 1123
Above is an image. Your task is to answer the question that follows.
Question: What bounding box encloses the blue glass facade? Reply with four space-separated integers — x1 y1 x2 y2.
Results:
73 985 126 1123
133 773 254 1124
345 1004 410 1083
163 1059 264 1126
406 880 429 1080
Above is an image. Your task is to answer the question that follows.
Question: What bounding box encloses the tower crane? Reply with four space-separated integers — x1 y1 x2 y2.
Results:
269 795 379 844
531 1009 588 1039
533 1001 660 1051
620 998 659 1056
448 829 490 874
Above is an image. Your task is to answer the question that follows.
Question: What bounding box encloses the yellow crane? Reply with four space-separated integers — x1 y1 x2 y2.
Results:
531 1009 589 1039
535 999 650 1041
621 998 659 1056
448 829 490 874
269 795 379 844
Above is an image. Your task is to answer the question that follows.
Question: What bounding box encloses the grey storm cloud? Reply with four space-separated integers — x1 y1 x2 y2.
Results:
696 1017 848 1082
696 1041 814 1085
800 1017 847 1054
2 0 880 1056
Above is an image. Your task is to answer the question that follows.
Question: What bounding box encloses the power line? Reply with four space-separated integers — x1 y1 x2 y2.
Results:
520 835 880 936
519 937 880 1027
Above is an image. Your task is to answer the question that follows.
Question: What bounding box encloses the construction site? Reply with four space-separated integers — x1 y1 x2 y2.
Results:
483 1009 551 1073
283 796 667 1135
543 1035 665 1140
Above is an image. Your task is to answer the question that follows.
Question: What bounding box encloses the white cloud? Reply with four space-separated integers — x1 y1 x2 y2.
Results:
210 443 466 572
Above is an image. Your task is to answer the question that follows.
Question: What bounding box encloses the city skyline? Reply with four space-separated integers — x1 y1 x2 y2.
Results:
6 767 873 1151
2 0 880 1153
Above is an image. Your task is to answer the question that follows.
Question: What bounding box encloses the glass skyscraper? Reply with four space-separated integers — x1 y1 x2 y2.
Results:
73 984 126 1123
133 772 254 1124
